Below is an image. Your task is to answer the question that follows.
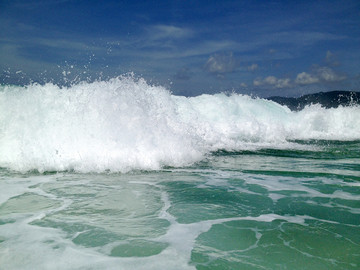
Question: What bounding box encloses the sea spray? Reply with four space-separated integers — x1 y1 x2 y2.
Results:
0 77 203 172
1 76 360 172
0 78 359 270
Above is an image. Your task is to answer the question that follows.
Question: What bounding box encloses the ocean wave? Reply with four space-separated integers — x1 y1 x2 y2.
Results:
1 76 359 172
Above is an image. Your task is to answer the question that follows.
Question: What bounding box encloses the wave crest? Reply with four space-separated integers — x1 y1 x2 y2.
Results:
1 76 359 172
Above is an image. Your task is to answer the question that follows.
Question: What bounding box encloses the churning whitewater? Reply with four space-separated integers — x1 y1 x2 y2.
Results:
1 76 360 173
1 76 360 270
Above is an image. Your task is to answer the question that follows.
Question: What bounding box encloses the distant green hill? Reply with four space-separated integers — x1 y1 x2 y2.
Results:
267 91 360 111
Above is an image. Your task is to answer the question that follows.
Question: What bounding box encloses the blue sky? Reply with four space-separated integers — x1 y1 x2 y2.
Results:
1 0 360 97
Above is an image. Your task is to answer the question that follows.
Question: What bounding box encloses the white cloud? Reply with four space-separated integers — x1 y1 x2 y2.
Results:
325 50 340 66
180 40 237 58
247 63 258 71
275 78 291 88
253 77 263 86
253 76 291 88
295 66 346 86
264 76 277 85
295 72 320 85
240 82 247 87
147 25 193 40
204 52 237 74
326 50 333 62
316 66 346 82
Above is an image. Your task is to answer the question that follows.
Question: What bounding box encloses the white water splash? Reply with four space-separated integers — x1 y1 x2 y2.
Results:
1 76 359 172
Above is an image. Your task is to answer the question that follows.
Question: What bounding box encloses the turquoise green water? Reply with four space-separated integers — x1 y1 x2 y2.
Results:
0 140 359 269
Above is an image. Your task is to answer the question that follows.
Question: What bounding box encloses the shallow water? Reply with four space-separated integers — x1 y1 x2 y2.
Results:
1 141 359 269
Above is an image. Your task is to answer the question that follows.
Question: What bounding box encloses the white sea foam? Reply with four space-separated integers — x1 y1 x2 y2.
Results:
1 76 359 172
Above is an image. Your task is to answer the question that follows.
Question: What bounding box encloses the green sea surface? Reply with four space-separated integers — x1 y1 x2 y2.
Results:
0 140 359 269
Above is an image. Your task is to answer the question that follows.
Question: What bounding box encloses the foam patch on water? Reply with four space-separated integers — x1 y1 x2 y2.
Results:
1 76 359 172
0 189 310 270
1 170 359 269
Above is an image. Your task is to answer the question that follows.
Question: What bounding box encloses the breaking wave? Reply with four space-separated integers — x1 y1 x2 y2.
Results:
1 76 359 172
